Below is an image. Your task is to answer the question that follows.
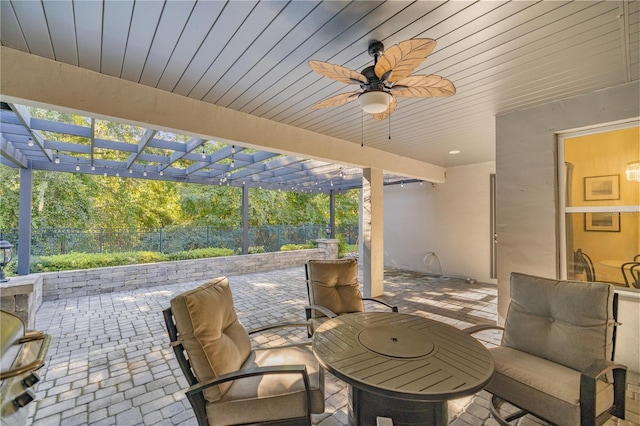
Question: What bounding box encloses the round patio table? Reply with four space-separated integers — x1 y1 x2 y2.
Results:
312 312 494 426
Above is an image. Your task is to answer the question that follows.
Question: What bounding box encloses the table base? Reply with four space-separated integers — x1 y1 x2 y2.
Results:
349 386 448 426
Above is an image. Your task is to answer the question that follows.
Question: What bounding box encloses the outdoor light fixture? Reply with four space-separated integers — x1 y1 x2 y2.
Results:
325 225 331 238
0 233 13 283
27 138 34 147
358 91 392 114
626 161 640 182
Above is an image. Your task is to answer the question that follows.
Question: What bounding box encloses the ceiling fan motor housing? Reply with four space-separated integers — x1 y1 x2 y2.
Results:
360 66 387 91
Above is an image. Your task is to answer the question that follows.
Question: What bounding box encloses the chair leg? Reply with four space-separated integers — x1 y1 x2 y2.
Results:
490 396 528 426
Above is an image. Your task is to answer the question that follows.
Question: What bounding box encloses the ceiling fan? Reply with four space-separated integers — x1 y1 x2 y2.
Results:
308 39 455 120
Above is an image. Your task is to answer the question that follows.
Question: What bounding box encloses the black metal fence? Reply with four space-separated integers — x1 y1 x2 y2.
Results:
0 224 358 256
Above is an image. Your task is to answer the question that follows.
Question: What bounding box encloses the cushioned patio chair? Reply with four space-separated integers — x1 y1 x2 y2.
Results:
164 277 325 426
304 259 398 335
467 272 626 426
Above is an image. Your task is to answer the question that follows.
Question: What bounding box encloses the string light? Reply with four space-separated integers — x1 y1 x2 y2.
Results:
75 160 80 171
27 138 34 147
159 171 164 176
54 151 60 164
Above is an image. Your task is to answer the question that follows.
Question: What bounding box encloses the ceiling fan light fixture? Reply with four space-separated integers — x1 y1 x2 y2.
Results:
359 91 391 114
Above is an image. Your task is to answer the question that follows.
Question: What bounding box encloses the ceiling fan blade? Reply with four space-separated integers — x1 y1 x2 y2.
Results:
390 75 456 98
374 39 436 82
312 91 360 109
308 60 368 85
372 95 397 121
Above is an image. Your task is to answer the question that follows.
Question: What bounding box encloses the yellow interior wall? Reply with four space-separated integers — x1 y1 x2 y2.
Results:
565 126 640 285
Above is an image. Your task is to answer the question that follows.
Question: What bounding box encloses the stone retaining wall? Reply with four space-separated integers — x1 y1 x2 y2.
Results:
0 274 43 328
40 248 326 301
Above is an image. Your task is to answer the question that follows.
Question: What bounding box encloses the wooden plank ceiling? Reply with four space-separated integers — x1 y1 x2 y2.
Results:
0 0 638 190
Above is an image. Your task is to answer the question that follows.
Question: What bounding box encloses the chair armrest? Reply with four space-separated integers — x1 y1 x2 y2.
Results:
185 364 313 421
186 364 311 398
463 324 504 334
305 305 338 320
362 298 399 312
580 359 627 424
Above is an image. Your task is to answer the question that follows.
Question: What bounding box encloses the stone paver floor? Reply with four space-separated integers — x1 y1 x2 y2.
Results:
25 267 639 425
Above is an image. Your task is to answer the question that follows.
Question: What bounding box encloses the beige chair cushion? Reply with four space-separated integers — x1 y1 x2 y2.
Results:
206 345 325 425
487 346 613 426
504 272 614 372
307 259 364 318
170 277 251 402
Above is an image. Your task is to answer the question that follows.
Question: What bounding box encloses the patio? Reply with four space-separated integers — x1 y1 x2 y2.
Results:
25 267 638 426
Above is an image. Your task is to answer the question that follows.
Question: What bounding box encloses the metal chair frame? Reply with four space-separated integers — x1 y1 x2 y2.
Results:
576 249 596 282
621 261 640 288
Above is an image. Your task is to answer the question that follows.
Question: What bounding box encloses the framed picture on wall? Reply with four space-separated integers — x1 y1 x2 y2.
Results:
584 212 620 232
583 174 620 201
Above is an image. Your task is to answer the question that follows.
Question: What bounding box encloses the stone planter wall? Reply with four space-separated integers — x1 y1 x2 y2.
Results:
40 248 326 301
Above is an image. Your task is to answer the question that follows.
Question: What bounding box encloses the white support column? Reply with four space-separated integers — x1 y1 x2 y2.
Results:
361 168 384 297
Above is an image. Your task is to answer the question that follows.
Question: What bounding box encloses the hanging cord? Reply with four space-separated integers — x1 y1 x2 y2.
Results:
361 109 364 147
388 113 391 140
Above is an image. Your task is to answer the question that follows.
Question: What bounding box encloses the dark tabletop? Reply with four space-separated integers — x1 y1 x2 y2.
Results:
312 311 494 401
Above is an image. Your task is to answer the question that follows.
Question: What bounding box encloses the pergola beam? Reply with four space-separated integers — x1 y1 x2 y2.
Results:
8 103 53 162
126 129 158 168
0 136 28 168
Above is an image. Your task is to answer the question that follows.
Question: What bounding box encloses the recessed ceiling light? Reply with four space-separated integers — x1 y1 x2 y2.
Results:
449 150 461 155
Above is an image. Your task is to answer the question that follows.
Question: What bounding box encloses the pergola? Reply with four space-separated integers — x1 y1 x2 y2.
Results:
0 99 418 281
0 102 416 193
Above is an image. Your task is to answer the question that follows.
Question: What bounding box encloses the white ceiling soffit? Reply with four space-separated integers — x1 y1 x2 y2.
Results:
0 0 638 168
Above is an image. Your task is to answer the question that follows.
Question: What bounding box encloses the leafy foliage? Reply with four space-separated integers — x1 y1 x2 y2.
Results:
280 243 315 251
28 247 235 273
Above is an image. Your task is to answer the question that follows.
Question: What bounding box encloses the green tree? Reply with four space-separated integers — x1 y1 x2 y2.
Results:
0 166 20 229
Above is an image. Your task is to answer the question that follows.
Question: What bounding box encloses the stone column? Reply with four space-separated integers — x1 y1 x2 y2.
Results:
316 239 339 260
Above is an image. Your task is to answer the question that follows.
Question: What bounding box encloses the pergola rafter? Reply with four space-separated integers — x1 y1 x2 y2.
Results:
0 102 413 193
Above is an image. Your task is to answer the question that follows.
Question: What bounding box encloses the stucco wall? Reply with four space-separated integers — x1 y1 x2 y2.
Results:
384 161 496 284
496 81 640 371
